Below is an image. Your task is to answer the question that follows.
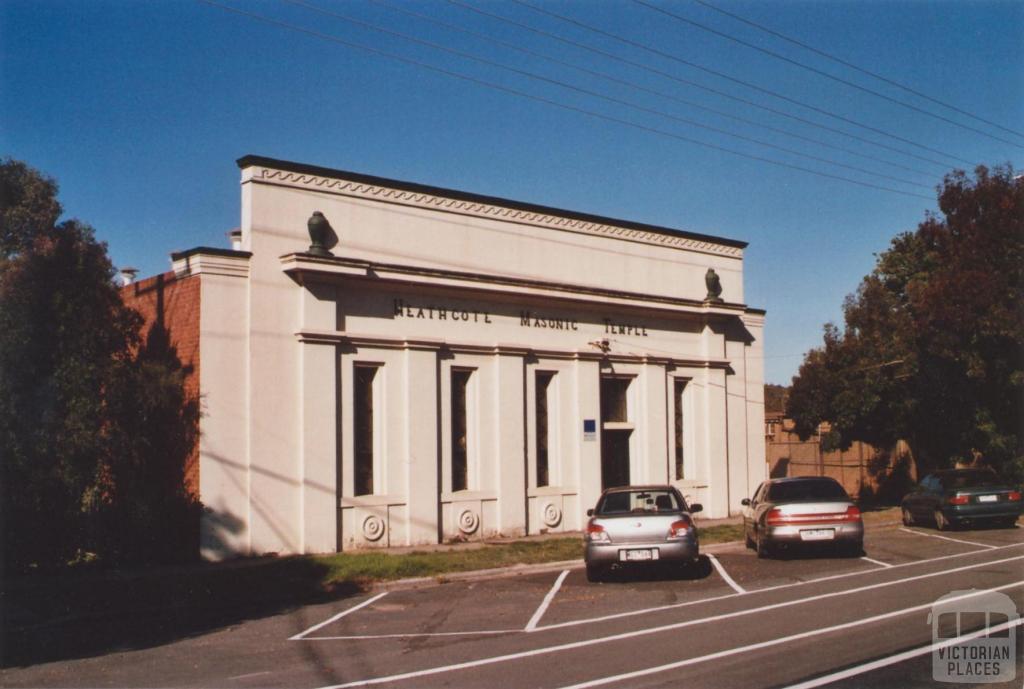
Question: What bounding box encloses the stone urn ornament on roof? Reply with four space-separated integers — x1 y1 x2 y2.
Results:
306 211 334 257
704 268 724 303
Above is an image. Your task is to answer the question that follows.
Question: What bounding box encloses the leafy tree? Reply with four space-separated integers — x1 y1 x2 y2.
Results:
98 326 201 564
764 384 789 414
788 165 1023 480
0 159 199 572
0 159 62 257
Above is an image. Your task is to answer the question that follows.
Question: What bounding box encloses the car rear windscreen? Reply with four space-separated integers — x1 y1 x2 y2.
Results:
598 490 681 514
942 470 1001 489
767 480 848 502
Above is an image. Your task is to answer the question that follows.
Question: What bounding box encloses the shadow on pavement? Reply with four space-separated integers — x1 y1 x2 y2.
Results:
1 556 364 668
597 555 714 583
763 544 865 561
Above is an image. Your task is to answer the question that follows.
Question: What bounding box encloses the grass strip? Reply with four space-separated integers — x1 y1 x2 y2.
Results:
314 523 746 585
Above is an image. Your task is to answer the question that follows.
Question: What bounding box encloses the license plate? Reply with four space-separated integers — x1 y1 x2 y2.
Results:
800 529 835 541
621 549 658 561
978 495 998 503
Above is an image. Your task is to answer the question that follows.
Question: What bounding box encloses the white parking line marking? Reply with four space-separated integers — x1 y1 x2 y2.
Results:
289 591 389 641
860 556 893 568
536 540 1024 632
552 582 1024 689
707 554 746 594
526 570 569 632
306 541 1024 642
229 671 271 681
898 527 998 549
304 629 521 640
778 617 1024 689
315 555 1024 687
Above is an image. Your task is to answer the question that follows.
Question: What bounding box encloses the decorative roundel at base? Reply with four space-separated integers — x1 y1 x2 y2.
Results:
458 509 480 534
362 515 386 541
542 502 562 528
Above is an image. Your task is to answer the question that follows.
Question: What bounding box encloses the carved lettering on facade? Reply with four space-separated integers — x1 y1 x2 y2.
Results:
393 298 493 324
602 318 649 337
519 310 578 331
391 299 650 337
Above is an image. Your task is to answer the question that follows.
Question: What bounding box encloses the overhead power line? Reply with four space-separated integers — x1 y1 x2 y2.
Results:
198 0 934 201
448 0 953 171
375 0 934 179
692 0 1024 142
633 0 1024 150
291 0 929 188
510 0 977 167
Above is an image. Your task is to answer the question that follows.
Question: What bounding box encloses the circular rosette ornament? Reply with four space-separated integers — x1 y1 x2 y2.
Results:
458 509 480 534
362 515 386 542
542 502 562 528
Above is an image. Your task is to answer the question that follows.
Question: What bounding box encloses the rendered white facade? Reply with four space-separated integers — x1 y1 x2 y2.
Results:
178 156 767 558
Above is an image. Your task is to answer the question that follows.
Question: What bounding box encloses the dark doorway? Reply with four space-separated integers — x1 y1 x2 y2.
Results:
600 376 633 490
601 429 631 489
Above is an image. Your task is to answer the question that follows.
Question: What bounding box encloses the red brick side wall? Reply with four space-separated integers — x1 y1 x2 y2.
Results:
121 271 201 495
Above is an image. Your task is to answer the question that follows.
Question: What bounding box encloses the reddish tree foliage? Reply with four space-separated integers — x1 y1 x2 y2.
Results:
788 166 1023 479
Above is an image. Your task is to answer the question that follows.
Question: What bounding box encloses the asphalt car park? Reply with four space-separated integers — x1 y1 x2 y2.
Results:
3 521 1022 689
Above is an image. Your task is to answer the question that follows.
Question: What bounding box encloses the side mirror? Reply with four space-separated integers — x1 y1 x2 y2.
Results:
689 503 703 513
740 498 750 506
586 508 594 517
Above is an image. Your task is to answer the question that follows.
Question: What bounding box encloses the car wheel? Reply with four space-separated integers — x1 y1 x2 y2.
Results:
756 531 771 559
585 563 605 583
1001 517 1018 529
901 507 914 526
934 509 949 531
745 526 756 550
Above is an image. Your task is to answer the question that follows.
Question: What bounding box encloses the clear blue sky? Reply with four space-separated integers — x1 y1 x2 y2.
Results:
3 0 1022 384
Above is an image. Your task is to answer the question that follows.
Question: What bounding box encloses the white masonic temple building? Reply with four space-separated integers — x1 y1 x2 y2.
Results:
142 156 766 558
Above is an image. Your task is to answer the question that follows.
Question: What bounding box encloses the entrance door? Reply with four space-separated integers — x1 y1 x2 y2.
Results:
600 376 633 490
601 429 631 489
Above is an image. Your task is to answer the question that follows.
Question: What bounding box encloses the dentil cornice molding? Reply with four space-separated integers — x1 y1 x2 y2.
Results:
244 165 744 259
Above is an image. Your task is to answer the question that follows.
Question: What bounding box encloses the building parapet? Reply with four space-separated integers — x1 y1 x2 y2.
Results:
172 247 252 279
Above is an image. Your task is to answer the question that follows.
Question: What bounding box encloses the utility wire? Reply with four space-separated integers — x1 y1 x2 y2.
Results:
374 0 934 180
198 0 934 201
692 0 1024 142
511 0 976 167
448 0 952 170
294 0 928 187
634 0 1024 149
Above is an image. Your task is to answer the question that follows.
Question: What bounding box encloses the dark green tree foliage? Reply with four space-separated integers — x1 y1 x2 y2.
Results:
0 159 199 572
764 384 790 414
1 159 62 257
788 166 1023 479
99 326 201 564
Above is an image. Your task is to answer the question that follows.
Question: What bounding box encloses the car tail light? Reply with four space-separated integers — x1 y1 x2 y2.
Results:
948 494 969 505
667 517 692 539
1008 492 1021 502
586 522 610 543
766 506 861 526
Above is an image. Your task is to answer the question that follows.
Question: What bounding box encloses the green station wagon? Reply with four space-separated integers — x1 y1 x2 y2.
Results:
901 469 1021 530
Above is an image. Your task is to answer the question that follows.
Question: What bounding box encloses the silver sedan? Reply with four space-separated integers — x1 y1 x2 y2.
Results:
583 485 702 582
742 476 863 558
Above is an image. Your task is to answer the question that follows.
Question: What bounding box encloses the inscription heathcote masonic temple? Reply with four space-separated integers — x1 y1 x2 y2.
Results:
393 298 649 337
